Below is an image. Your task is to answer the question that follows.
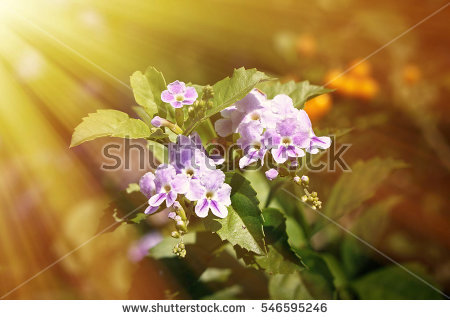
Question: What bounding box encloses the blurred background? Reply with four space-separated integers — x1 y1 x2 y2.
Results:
0 0 449 299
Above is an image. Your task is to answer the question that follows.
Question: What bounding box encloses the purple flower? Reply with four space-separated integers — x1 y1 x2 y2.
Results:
186 169 231 218
161 80 198 108
139 172 156 198
237 122 267 168
270 94 298 119
265 117 307 164
265 168 279 180
146 165 188 213
128 231 163 262
214 89 268 137
150 116 164 127
295 110 332 154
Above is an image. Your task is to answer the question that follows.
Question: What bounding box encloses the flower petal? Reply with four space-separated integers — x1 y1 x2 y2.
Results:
144 205 158 215
167 80 186 95
239 150 259 168
171 174 188 194
186 179 205 201
216 183 231 206
272 146 288 163
166 191 177 207
265 168 279 180
148 192 166 207
139 172 156 198
161 90 175 103
209 200 228 218
170 101 183 108
286 145 305 158
195 198 210 218
311 136 332 150
214 119 233 137
184 87 198 100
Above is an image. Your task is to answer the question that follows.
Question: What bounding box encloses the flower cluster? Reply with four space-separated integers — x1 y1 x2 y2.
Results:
139 134 231 220
215 89 332 179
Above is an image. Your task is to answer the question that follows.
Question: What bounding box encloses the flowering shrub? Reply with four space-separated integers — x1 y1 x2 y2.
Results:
71 67 431 299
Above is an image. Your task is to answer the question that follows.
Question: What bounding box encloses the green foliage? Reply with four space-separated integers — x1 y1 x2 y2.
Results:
96 190 148 234
255 208 303 274
340 196 401 278
70 109 150 147
147 140 168 164
130 66 169 119
268 273 305 299
185 68 272 134
148 233 196 259
257 80 332 108
324 158 407 219
203 172 266 255
351 264 443 299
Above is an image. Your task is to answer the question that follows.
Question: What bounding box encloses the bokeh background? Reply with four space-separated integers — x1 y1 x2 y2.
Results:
0 0 449 299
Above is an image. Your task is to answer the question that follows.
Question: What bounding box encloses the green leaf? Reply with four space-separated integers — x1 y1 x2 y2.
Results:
70 109 150 147
269 273 311 299
199 268 232 283
203 172 265 255
201 285 243 300
148 233 196 259
130 66 168 119
147 140 168 164
132 106 153 127
324 158 407 219
126 183 140 194
341 196 401 278
257 80 333 108
185 68 272 134
255 208 303 274
96 190 148 234
352 264 443 299
293 248 335 298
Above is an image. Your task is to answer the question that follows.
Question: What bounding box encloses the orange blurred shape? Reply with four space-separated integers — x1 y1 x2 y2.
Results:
339 76 359 96
295 33 317 57
402 64 421 85
324 68 344 89
304 93 332 121
348 58 372 78
355 78 379 100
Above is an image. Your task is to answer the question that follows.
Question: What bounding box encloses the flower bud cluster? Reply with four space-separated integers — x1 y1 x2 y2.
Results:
294 175 322 210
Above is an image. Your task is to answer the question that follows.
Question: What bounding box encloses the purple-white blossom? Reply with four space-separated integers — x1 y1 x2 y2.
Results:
161 80 198 108
237 121 267 168
128 231 162 262
265 117 307 164
265 169 279 180
186 169 231 218
214 89 270 137
145 164 188 213
216 90 332 173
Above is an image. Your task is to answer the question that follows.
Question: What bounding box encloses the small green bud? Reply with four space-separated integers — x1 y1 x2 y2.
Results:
176 220 188 232
171 231 180 238
311 206 317 210
301 195 308 202
301 175 309 184
311 191 318 197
